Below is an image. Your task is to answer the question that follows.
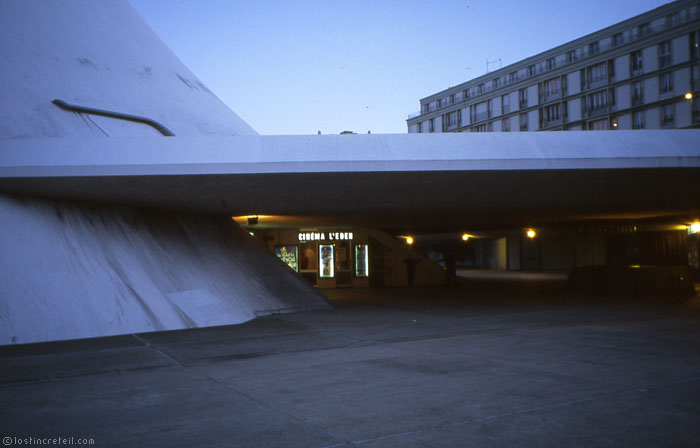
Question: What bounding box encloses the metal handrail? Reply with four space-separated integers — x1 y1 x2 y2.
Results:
52 99 175 136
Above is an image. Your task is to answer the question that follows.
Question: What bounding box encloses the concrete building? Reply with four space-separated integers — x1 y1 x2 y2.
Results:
1 1 699 345
407 0 700 133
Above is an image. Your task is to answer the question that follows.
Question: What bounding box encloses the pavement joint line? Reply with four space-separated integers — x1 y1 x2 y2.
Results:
348 375 700 445
192 369 350 446
130 334 183 368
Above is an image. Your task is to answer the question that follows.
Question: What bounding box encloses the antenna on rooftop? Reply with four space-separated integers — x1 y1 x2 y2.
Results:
486 58 502 73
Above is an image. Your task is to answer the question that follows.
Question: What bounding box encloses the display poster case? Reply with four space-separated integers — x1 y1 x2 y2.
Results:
355 244 369 278
319 244 335 278
274 245 298 272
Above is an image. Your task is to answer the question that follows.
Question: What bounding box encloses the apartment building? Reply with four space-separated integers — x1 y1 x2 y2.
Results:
407 0 700 133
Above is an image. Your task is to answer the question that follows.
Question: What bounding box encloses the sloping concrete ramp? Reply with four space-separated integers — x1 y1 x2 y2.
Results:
0 194 330 345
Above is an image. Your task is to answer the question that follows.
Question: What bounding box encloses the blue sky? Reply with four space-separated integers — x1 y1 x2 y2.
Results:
130 0 671 135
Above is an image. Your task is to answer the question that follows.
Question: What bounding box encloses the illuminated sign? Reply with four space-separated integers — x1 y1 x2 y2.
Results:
355 244 369 278
319 244 334 278
274 245 298 272
298 231 353 242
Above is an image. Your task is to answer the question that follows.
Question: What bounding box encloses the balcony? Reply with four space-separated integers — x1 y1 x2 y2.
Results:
584 105 610 118
541 117 563 129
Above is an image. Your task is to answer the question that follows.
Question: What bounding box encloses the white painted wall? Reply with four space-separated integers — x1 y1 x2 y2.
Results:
673 35 690 65
528 110 539 130
616 84 631 110
568 98 581 122
617 113 632 130
509 116 518 132
527 85 539 106
494 237 507 270
675 67 691 94
615 54 630 81
643 45 658 74
644 77 659 103
646 107 661 128
491 98 502 117
568 71 581 96
676 100 692 128
510 91 519 112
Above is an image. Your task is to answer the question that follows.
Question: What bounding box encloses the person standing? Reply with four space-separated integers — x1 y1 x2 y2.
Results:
403 253 421 286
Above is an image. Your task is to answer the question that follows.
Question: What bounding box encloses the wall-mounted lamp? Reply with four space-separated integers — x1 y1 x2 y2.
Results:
685 92 694 100
690 221 700 234
526 229 536 239
462 233 470 241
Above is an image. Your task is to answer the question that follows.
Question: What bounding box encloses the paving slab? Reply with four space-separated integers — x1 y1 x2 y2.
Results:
1 285 699 447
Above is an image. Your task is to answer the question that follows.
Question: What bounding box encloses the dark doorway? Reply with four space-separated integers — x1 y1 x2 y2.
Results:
369 237 390 287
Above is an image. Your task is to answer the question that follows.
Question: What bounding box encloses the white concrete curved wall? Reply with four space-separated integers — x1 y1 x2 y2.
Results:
0 0 256 138
0 194 330 345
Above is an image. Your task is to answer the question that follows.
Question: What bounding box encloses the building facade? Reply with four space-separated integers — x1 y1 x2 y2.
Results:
407 0 700 133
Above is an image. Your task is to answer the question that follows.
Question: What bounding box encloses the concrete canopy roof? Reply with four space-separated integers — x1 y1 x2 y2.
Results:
1 130 699 232
1 1 698 233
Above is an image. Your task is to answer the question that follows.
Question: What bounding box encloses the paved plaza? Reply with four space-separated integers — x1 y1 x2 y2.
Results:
2 281 699 447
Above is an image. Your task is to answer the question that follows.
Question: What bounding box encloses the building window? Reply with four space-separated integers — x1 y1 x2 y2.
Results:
502 118 510 132
638 22 651 38
421 104 429 114
444 110 460 130
477 83 484 95
546 58 555 70
586 62 607 87
437 98 443 109
666 12 680 28
519 88 528 109
492 79 500 90
472 124 488 133
588 90 608 114
588 118 608 130
631 50 643 72
502 94 510 114
632 81 644 105
519 113 528 131
508 71 518 83
588 41 599 56
660 72 674 94
463 89 470 99
488 99 494 118
542 104 561 126
527 65 535 77
429 118 434 133
613 33 624 47
449 94 455 105
659 40 672 67
540 77 561 101
633 111 645 129
566 50 577 64
661 104 675 127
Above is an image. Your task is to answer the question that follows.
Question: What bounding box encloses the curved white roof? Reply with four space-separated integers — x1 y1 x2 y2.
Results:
0 0 257 138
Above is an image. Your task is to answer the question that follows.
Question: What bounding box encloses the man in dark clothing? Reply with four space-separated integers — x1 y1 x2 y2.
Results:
404 254 420 286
